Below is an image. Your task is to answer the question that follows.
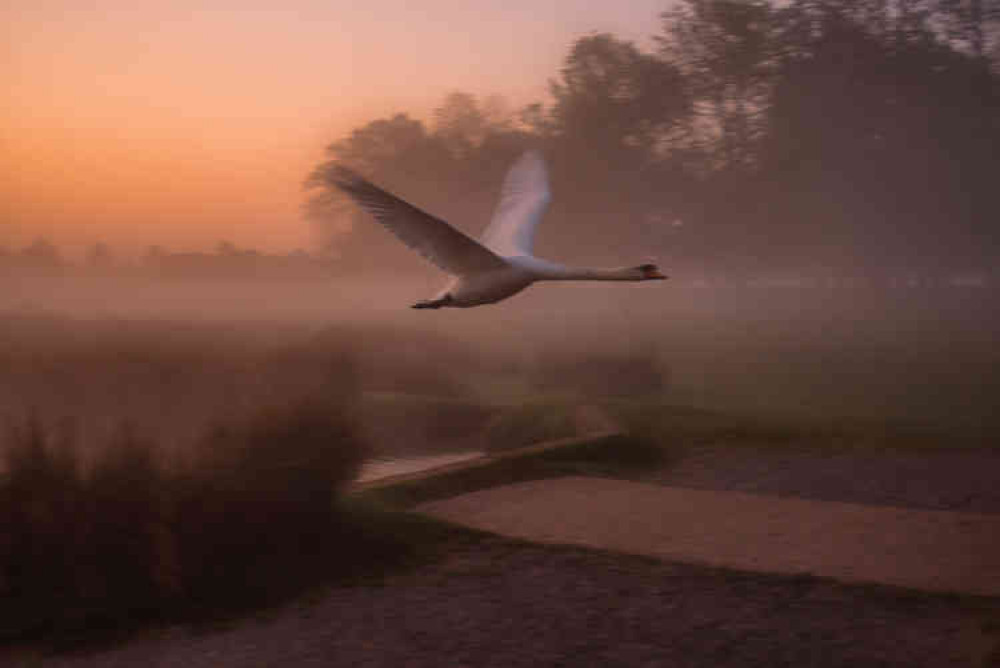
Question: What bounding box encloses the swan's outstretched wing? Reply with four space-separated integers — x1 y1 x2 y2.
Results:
329 166 507 275
481 150 552 257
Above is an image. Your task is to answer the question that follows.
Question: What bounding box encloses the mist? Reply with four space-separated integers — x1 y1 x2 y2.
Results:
4 265 998 456
5 1 1000 659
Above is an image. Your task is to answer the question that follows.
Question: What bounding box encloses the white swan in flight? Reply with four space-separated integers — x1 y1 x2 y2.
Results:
330 150 667 308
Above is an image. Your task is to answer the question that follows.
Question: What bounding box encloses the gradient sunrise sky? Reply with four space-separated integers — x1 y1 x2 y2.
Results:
2 0 667 256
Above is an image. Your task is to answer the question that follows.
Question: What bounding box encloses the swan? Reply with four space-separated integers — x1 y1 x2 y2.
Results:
330 150 667 308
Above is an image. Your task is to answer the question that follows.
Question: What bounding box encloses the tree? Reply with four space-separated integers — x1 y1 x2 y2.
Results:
305 113 460 273
305 96 545 272
315 113 446 177
550 34 689 163
935 0 1000 62
433 91 489 158
658 0 780 172
755 0 1000 270
215 240 240 256
537 34 694 263
304 3 1000 276
85 242 114 270
21 238 63 270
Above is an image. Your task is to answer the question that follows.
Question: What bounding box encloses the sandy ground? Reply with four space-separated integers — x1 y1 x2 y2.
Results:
419 477 1000 596
8 446 1000 667
647 445 1000 514
18 537 998 668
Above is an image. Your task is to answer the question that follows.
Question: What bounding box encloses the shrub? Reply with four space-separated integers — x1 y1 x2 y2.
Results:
0 417 84 637
174 401 367 606
529 347 669 399
0 400 367 645
484 402 579 453
80 426 170 620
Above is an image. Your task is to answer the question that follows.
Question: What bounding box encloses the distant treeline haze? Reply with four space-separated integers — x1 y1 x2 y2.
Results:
0 239 340 280
307 0 999 279
3 0 997 281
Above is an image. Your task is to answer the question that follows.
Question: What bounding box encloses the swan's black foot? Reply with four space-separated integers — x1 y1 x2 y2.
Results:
411 295 452 310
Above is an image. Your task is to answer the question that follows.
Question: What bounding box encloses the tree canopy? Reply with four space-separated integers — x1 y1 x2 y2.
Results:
307 0 1000 277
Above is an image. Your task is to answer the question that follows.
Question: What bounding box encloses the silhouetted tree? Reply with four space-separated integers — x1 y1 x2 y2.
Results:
648 0 1000 272
306 99 543 273
433 91 489 158
935 0 1000 58
517 102 555 137
659 0 779 172
542 34 692 262
215 240 240 256
306 114 453 272
20 238 63 271
85 242 114 271
306 2 1000 276
550 33 689 164
753 0 1000 270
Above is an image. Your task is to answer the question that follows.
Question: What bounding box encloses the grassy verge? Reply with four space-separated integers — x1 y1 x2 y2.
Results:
356 431 665 509
360 395 995 514
0 403 376 650
8 388 984 652
482 401 579 454
607 400 998 453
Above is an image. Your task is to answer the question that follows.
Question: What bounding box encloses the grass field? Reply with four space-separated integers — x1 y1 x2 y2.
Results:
1 290 997 651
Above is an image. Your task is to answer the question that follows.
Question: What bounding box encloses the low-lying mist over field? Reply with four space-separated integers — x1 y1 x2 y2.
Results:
2 268 997 649
3 270 998 464
4 0 1000 657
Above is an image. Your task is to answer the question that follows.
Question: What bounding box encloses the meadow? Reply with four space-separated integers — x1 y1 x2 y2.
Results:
1 275 997 648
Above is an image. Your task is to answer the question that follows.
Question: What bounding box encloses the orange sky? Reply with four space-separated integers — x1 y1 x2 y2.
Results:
2 1 665 256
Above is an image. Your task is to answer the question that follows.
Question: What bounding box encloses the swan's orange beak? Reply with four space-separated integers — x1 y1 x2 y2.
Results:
643 267 668 280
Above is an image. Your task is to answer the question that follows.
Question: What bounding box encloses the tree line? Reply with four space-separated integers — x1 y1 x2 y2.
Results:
307 0 1000 279
0 239 338 279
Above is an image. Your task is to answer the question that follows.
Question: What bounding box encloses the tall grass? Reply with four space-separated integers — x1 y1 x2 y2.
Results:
0 314 491 463
484 402 579 453
0 401 368 646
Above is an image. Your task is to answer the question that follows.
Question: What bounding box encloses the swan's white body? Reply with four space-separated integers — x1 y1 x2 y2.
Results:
330 151 666 308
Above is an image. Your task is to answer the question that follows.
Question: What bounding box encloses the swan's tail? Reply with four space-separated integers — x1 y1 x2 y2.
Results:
411 294 453 309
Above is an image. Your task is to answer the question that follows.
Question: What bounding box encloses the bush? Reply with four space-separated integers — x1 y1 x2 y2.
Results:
82 426 171 619
0 401 368 645
529 348 669 400
0 417 85 637
175 401 367 606
484 402 579 453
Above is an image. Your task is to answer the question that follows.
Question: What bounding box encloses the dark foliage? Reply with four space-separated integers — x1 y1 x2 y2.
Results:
0 402 368 646
484 403 579 454
530 348 669 399
307 0 1000 278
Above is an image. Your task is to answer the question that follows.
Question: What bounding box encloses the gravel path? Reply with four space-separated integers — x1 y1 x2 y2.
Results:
7 447 999 667
20 539 997 668
648 446 1000 513
419 477 1000 596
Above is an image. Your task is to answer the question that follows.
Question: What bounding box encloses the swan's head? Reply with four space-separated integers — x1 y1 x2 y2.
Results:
634 263 668 281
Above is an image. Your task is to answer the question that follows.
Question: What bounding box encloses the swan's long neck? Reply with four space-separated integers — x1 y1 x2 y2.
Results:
537 265 639 282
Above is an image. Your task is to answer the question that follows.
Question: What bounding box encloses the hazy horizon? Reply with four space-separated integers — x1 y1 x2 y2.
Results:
2 0 667 256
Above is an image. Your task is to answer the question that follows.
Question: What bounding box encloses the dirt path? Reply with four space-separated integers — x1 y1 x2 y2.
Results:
648 445 1000 513
21 538 997 668
419 476 1000 596
12 458 1000 667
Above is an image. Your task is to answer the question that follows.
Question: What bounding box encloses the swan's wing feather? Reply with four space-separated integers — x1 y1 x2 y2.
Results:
330 166 507 275
481 150 551 256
